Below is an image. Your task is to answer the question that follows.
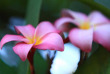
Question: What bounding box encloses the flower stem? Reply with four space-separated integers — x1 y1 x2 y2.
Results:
78 51 89 66
27 48 36 74
63 37 69 43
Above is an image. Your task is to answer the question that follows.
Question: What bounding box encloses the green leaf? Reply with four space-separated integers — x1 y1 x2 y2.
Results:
95 0 110 9
26 0 42 27
75 46 110 74
18 60 29 74
34 51 48 74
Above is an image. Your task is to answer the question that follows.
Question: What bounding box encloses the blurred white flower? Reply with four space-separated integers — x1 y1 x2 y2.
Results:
50 43 80 74
38 50 55 60
8 17 25 31
0 44 20 67
0 17 24 67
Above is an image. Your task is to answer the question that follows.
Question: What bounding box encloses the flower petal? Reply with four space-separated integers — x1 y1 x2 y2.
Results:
88 11 109 26
61 9 87 26
0 34 28 49
35 21 59 38
54 17 79 31
15 24 35 40
69 28 93 52
13 42 33 61
93 24 110 51
34 33 64 51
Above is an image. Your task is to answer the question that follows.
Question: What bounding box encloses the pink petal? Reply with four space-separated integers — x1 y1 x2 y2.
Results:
93 24 110 51
0 34 28 49
54 17 79 32
35 21 59 38
61 9 87 26
13 42 33 61
69 28 93 52
88 11 109 26
34 33 64 51
15 24 35 40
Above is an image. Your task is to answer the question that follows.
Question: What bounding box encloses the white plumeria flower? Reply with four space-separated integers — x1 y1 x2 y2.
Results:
9 17 25 31
50 43 80 74
0 44 20 67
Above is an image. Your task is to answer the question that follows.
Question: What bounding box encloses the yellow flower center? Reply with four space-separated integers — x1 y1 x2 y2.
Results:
28 36 42 45
35 37 42 45
79 22 90 30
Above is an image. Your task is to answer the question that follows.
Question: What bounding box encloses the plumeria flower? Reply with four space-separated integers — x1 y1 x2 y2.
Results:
55 9 110 52
50 43 80 74
0 21 64 61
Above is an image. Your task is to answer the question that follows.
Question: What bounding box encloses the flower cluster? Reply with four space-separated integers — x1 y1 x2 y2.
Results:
0 9 110 74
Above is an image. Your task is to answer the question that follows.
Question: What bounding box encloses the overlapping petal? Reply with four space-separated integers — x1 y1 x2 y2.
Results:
88 11 109 26
61 9 87 26
93 24 110 51
69 28 93 52
34 33 64 51
13 42 33 61
0 34 28 49
54 17 79 31
35 21 59 38
15 24 35 40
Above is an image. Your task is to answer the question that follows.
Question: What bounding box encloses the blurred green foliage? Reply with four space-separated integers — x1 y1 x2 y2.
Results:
26 0 42 27
75 46 110 74
34 51 48 74
78 0 110 17
0 60 17 74
0 0 27 24
95 0 110 9
0 0 110 74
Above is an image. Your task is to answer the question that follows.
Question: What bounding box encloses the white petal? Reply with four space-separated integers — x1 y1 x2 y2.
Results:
50 43 80 74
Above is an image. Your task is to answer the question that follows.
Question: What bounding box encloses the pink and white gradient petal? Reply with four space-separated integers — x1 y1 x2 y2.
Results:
93 24 110 51
14 24 35 40
0 34 28 49
34 33 64 51
35 21 59 38
13 42 33 61
54 17 79 31
61 9 87 25
69 28 93 52
88 11 109 26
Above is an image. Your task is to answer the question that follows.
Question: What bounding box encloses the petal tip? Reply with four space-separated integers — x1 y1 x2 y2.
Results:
13 46 27 61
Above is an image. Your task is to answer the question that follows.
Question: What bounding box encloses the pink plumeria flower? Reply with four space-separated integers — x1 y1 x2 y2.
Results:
55 9 110 52
0 21 64 61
